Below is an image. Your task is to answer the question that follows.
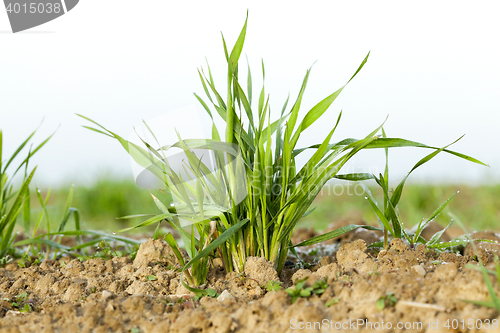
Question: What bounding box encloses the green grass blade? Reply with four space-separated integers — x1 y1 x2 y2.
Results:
182 218 249 272
229 12 248 71
427 239 472 249
426 220 454 245
233 75 254 130
289 53 369 149
246 55 253 106
364 138 488 166
13 238 71 251
391 139 458 208
35 230 141 245
415 191 458 242
1 167 36 232
0 130 2 173
2 129 36 173
14 131 55 175
116 213 170 233
334 173 375 181
22 186 30 234
164 233 186 266
463 300 497 308
361 183 394 236
290 225 380 248
286 67 312 137
197 69 214 104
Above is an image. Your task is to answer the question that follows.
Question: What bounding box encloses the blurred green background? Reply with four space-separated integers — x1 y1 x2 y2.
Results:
29 177 500 235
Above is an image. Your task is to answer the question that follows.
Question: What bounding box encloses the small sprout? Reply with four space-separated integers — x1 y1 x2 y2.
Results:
129 247 139 261
11 292 30 312
376 292 398 310
130 328 140 333
265 280 283 292
299 288 312 297
0 256 13 266
193 288 219 301
60 259 67 267
20 303 31 313
17 259 26 268
146 275 157 281
368 265 380 276
206 288 218 298
18 291 28 301
312 277 328 294
286 277 328 303
308 249 318 256
325 298 340 307
376 298 385 310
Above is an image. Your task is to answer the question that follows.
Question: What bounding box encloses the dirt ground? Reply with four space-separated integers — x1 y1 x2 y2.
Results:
1 223 500 333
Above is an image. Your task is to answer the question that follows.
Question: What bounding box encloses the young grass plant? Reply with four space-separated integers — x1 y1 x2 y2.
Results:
0 128 52 261
285 276 328 303
79 14 487 286
338 128 486 249
0 127 141 264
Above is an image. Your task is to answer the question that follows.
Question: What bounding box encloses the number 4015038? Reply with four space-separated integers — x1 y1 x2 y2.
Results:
6 2 62 14
444 319 498 330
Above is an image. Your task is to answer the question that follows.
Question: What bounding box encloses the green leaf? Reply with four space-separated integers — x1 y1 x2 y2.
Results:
415 191 458 243
361 183 394 236
164 233 186 266
334 173 375 181
376 298 385 310
426 220 454 245
290 225 380 248
13 238 70 251
426 239 471 249
289 52 369 149
182 219 249 272
365 137 488 166
206 288 218 298
228 13 247 71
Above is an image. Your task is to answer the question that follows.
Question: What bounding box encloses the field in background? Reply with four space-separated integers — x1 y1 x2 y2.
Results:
300 183 500 233
29 177 500 235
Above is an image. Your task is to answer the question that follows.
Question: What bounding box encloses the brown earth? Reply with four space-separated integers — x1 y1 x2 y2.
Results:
1 226 500 333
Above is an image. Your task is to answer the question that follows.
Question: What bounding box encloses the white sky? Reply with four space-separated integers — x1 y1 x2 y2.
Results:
1 1 499 187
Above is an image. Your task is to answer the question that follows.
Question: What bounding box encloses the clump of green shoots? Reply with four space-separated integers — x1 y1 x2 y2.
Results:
285 276 328 303
376 292 398 310
339 128 486 249
265 280 283 292
9 291 32 313
0 128 52 262
79 14 486 289
0 127 142 265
